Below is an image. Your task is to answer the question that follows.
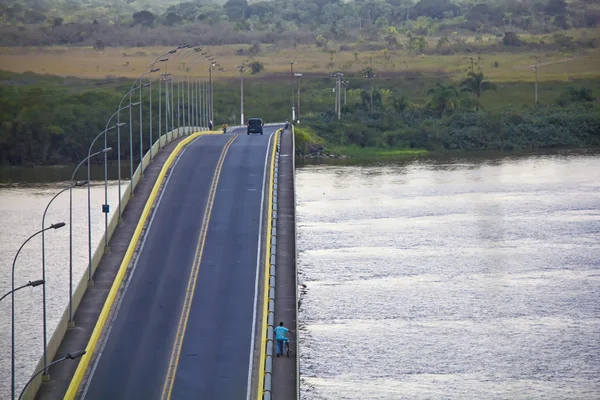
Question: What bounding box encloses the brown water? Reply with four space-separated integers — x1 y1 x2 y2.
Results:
296 151 600 399
1 150 599 399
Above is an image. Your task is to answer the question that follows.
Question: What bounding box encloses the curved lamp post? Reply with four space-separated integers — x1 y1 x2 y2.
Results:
114 82 152 214
181 52 204 133
115 83 148 203
0 280 44 303
186 53 206 133
11 223 64 400
201 53 223 126
180 48 203 134
237 64 247 125
208 60 216 124
18 350 86 400
127 46 186 160
123 47 179 188
41 181 89 376
68 148 112 327
166 46 197 139
86 121 125 289
186 51 214 132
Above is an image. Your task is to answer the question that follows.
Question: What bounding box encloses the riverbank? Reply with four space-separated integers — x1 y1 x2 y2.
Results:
295 144 600 167
295 100 600 160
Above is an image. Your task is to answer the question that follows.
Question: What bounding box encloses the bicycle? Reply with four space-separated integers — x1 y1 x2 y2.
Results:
283 337 290 358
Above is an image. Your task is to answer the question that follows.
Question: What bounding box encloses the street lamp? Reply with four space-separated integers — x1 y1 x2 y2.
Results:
187 49 204 133
167 46 196 139
11 224 64 400
68 148 111 328
290 62 296 121
41 181 88 376
180 49 202 134
160 72 172 145
0 280 44 303
116 83 149 206
294 72 303 123
201 54 220 125
208 61 217 124
86 122 125 290
187 52 217 130
123 47 180 186
146 68 160 161
18 350 86 400
237 65 246 125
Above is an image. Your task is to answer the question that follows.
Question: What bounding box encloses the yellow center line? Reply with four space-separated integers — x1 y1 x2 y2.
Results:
161 134 237 400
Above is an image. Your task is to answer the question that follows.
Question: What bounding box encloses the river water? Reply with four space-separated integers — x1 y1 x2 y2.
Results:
296 151 600 399
1 150 599 399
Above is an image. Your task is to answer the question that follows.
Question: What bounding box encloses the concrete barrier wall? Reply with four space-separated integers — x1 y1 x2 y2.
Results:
21 126 205 400
292 125 300 399
260 130 282 400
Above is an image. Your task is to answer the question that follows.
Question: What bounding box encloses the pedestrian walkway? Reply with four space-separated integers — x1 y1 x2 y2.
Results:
271 128 298 399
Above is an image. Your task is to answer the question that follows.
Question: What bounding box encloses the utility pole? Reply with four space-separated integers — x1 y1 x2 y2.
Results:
331 72 344 120
342 80 348 106
531 65 539 105
334 84 338 115
290 61 296 122
294 72 302 123
363 69 376 112
338 78 341 120
210 63 214 125
237 64 246 125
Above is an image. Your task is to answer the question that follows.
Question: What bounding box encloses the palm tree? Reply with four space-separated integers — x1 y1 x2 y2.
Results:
460 72 497 110
427 84 460 116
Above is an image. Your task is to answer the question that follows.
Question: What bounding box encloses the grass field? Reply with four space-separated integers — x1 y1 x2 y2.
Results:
324 145 429 157
0 28 599 82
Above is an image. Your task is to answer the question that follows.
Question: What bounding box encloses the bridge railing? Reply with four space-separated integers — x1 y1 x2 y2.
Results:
292 124 300 400
259 128 282 400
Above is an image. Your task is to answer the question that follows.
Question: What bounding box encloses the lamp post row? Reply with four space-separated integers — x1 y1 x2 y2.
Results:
7 44 220 400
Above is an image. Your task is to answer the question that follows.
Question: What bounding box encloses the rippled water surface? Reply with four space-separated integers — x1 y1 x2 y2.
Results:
0 181 120 398
296 152 600 399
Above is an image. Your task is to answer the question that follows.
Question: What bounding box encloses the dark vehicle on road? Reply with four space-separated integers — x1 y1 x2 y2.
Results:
247 118 264 135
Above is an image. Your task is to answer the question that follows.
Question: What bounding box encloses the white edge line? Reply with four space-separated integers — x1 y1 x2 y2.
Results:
81 144 191 399
246 129 276 400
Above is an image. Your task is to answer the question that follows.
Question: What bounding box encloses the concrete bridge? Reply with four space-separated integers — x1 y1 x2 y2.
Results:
25 125 298 400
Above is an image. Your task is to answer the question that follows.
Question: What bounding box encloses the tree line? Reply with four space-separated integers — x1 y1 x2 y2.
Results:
302 86 600 152
0 0 598 47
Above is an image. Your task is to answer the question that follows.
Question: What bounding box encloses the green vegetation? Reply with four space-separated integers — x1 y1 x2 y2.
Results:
298 70 599 154
294 126 325 155
304 101 600 153
0 71 147 165
324 145 429 157
0 0 598 48
1 1 600 164
1 68 598 166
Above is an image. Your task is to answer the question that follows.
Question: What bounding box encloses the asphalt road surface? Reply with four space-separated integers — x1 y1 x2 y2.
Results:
80 124 281 399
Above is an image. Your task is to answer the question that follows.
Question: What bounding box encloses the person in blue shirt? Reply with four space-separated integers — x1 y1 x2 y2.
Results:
274 321 293 357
